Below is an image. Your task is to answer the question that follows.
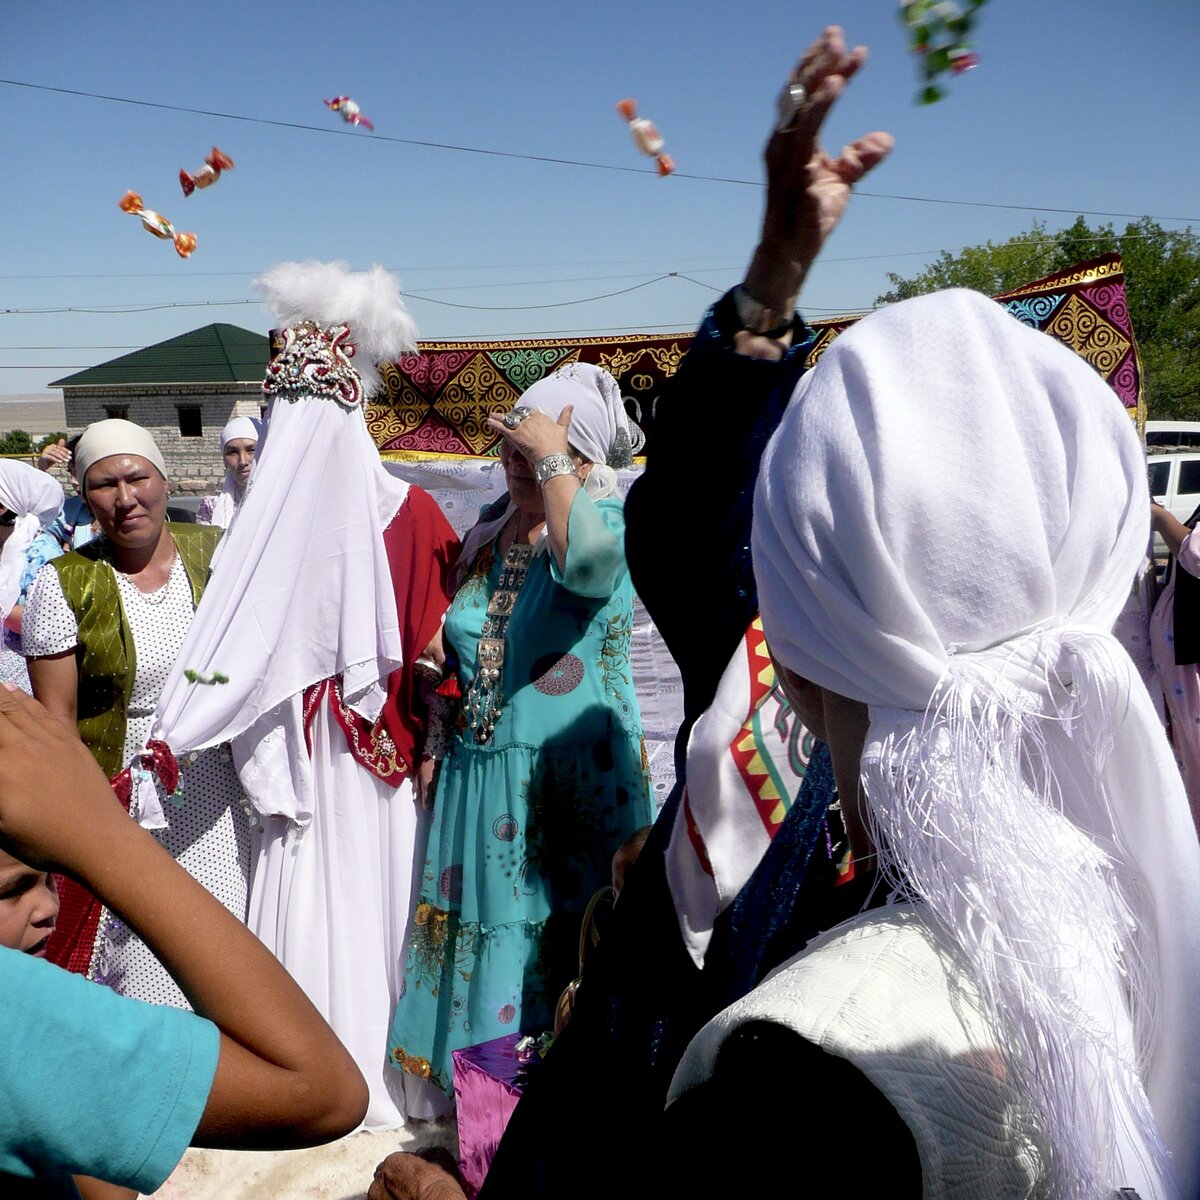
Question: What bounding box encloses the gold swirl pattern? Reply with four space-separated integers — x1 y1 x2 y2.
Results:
437 353 521 454
1045 294 1131 376
996 253 1123 300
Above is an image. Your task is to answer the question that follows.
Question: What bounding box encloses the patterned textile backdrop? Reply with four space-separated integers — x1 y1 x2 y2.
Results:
806 254 1142 427
368 335 689 459
367 254 1141 459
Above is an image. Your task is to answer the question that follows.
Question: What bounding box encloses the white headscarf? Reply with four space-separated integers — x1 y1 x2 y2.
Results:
752 289 1200 1199
457 364 642 574
206 416 262 528
522 362 642 495
74 419 168 498
151 263 417 827
220 415 261 450
0 461 62 619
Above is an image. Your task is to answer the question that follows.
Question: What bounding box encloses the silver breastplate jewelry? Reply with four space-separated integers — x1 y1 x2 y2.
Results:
464 542 536 743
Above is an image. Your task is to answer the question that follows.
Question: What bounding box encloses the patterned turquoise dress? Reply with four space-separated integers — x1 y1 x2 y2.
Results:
389 491 652 1094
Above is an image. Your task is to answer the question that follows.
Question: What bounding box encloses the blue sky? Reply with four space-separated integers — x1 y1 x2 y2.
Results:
2 0 1197 396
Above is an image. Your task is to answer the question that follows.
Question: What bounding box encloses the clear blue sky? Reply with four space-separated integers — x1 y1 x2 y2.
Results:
2 0 1197 396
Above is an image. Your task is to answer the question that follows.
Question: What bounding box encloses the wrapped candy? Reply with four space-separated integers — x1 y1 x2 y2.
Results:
615 98 674 176
118 191 196 258
324 95 375 131
900 0 989 104
180 146 235 197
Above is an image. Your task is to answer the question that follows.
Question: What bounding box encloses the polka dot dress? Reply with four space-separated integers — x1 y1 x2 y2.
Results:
24 555 251 1009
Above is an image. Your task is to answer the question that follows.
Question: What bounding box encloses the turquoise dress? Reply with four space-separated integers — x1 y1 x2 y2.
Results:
389 491 652 1093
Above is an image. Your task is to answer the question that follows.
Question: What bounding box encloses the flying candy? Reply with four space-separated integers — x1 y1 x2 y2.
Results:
118 191 196 258
900 0 988 104
324 96 375 131
180 147 235 197
615 98 674 176
184 668 229 685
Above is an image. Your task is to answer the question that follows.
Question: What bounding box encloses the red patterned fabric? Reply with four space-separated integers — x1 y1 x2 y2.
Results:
306 486 458 783
48 767 137 975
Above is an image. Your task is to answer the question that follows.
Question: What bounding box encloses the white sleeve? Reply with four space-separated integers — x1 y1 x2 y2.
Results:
21 564 79 658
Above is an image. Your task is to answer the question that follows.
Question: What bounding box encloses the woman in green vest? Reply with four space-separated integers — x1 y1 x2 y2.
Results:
21 419 251 1009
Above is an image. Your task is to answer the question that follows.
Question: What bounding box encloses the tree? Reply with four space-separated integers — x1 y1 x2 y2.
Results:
36 431 66 453
876 217 1200 419
0 429 35 456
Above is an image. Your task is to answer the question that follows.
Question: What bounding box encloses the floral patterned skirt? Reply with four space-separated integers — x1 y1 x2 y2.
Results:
389 733 650 1093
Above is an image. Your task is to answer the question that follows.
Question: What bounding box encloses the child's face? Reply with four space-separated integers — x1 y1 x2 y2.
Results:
0 849 59 956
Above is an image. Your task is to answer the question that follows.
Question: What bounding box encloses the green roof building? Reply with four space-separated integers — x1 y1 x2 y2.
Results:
54 324 268 494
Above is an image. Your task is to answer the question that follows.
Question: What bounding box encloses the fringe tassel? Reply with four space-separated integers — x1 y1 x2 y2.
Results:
862 628 1174 1199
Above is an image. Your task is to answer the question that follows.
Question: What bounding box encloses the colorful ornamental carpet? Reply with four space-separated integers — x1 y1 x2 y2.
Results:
367 254 1141 459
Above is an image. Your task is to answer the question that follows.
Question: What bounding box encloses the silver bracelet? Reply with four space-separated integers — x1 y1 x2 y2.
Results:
534 453 577 486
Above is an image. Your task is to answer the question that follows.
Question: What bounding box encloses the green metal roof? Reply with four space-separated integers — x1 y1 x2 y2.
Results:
52 323 268 387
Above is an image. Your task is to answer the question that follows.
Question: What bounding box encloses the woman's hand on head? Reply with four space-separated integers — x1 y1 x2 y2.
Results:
486 406 574 468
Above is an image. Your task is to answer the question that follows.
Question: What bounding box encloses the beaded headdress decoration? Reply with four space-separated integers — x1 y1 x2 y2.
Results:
255 260 418 405
264 321 363 410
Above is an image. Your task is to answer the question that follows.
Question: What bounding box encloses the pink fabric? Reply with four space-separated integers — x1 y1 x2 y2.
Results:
452 1035 525 1198
1150 530 1200 829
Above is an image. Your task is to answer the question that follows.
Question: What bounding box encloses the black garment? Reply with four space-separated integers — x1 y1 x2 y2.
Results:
1171 501 1200 665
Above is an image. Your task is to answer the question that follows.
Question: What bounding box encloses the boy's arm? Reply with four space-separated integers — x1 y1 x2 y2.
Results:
0 683 367 1148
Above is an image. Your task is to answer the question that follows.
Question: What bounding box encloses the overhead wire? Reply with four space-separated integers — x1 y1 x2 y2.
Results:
2 77 1198 224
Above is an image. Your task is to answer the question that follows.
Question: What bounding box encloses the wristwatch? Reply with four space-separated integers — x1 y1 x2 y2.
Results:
732 285 796 340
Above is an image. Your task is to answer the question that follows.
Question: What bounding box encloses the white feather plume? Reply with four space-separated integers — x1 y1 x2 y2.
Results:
253 261 418 395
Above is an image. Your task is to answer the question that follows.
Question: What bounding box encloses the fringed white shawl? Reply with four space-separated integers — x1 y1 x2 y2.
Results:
752 289 1200 1199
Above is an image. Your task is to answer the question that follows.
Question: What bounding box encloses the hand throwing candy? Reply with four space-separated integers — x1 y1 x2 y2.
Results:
118 191 197 258
180 147 235 197
324 96 375 131
615 98 674 176
900 0 989 104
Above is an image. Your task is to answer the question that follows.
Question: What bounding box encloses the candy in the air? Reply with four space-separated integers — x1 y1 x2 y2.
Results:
180 147 235 197
184 668 229 685
900 0 989 104
325 95 375 131
118 191 197 259
615 98 674 176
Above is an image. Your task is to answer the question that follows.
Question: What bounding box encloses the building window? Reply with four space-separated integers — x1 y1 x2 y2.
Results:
105 406 128 421
177 405 203 438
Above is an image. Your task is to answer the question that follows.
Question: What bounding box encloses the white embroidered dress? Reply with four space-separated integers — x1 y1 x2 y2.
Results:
24 553 251 1009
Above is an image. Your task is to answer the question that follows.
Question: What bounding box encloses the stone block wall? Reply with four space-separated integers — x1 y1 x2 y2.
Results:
63 383 263 496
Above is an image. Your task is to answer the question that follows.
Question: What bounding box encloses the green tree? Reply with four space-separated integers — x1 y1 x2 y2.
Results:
36 431 67 453
0 429 35 456
876 218 1200 419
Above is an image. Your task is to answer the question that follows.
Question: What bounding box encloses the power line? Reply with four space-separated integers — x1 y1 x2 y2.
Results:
0 273 722 317
3 77 1198 224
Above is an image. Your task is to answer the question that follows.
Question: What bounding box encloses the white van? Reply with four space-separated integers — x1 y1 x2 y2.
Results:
1147 449 1200 558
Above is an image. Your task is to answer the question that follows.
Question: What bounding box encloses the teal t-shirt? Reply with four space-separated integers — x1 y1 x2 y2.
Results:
0 948 219 1192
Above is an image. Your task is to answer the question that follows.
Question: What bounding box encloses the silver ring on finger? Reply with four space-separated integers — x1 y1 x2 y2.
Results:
776 81 808 133
503 406 533 430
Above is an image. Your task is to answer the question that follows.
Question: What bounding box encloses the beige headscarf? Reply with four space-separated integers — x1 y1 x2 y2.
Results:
75 419 168 497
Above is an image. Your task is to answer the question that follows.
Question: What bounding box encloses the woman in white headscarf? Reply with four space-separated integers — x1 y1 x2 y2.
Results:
196 415 261 528
666 290 1200 1199
21 419 250 1008
387 362 654 1102
0 460 64 691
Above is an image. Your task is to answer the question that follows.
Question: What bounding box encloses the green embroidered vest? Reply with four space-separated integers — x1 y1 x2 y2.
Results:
52 523 222 779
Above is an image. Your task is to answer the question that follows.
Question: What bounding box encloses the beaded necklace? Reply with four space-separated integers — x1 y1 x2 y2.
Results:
464 541 536 743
